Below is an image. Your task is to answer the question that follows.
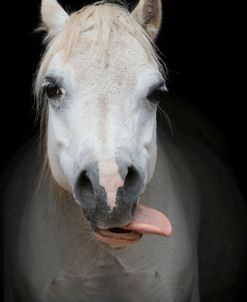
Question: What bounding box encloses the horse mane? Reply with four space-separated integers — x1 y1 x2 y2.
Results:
34 1 165 119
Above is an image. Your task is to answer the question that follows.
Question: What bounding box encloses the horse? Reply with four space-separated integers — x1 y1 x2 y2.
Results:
2 0 247 301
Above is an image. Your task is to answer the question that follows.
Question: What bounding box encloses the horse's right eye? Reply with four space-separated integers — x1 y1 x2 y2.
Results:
42 77 63 100
43 80 62 100
46 82 62 99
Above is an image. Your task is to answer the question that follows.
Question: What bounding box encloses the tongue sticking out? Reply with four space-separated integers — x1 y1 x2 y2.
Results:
123 204 172 237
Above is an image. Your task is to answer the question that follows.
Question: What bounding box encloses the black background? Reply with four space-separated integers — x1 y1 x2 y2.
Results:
1 1 245 193
1 0 246 300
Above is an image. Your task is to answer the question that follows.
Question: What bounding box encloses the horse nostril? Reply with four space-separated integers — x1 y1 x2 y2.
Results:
124 165 144 201
74 169 100 223
74 171 94 205
124 166 137 190
81 171 94 194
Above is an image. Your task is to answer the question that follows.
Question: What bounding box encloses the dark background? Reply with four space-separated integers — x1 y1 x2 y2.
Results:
2 0 245 199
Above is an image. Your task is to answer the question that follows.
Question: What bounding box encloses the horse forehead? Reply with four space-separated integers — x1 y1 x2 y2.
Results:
69 59 140 95
70 53 150 94
71 31 151 70
47 29 153 85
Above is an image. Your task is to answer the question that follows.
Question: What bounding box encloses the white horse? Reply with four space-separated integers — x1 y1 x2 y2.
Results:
2 0 247 301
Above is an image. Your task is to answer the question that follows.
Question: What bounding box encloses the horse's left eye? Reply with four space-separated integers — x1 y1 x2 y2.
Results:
43 78 63 100
147 81 167 104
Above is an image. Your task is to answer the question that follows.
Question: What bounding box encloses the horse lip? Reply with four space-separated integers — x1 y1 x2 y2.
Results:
93 227 143 248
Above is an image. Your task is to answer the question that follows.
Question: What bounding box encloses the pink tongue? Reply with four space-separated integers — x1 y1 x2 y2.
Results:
123 204 172 237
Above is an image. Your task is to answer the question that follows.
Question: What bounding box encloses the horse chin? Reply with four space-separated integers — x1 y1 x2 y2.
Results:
94 228 143 249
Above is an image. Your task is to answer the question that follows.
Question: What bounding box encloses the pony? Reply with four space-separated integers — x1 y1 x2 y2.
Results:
2 0 247 301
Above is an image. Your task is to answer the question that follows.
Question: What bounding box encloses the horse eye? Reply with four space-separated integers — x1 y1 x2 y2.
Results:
148 82 167 104
43 78 62 100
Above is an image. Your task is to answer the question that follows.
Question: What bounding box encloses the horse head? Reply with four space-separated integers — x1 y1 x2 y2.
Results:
36 0 171 248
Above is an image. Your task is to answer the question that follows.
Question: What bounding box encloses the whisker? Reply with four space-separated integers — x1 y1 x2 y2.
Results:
158 105 176 135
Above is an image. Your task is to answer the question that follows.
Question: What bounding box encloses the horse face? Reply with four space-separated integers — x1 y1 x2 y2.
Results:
39 0 165 231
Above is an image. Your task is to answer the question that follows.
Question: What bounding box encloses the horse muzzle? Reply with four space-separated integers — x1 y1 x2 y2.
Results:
73 161 145 230
73 160 172 248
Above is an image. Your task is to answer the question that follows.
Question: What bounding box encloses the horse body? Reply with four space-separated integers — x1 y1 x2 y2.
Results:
2 1 247 301
4 134 197 302
4 123 247 301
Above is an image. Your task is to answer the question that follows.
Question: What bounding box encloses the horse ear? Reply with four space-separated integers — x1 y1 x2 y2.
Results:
41 0 69 38
132 0 162 40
